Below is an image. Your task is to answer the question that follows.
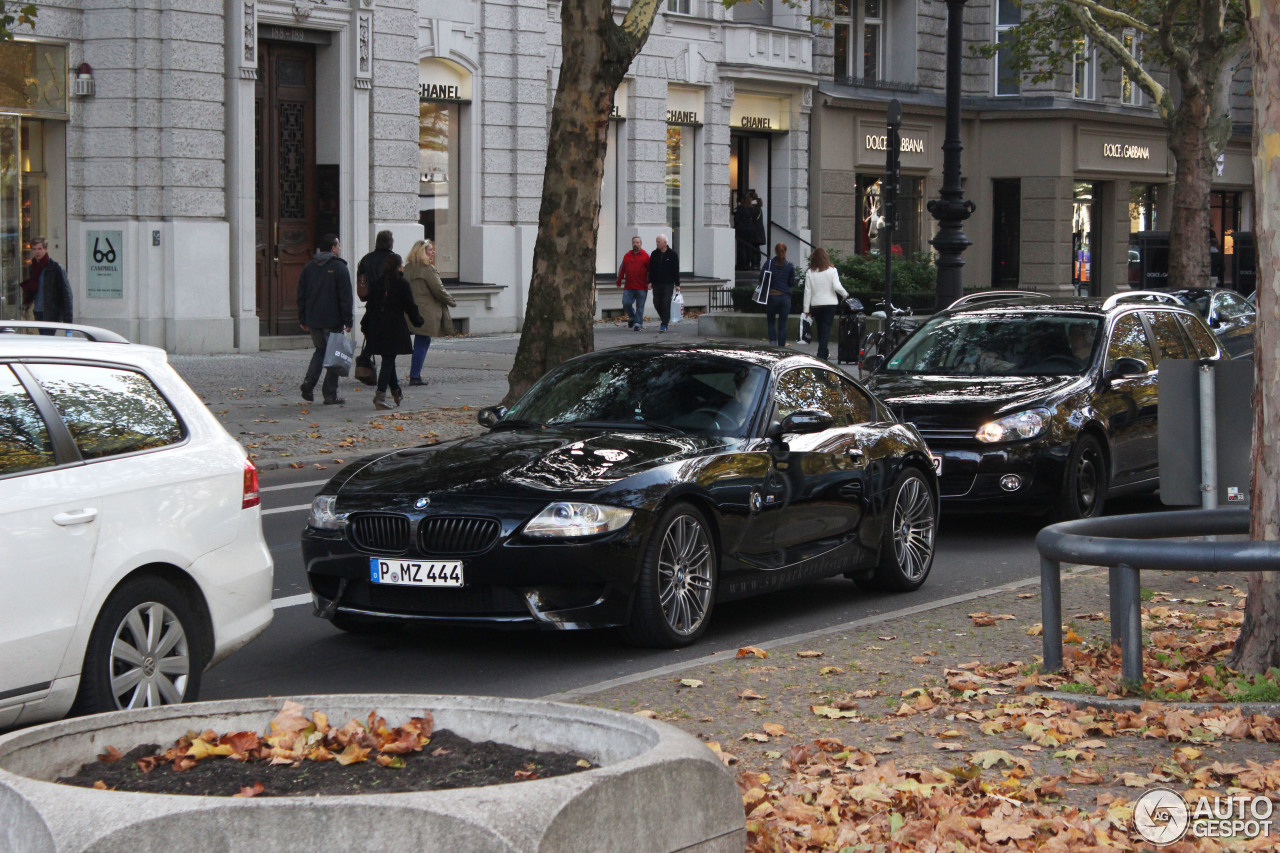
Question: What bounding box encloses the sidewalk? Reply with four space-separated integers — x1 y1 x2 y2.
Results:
171 313 774 469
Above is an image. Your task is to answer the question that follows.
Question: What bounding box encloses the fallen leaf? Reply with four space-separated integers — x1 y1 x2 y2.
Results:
741 732 771 742
92 780 108 790
233 782 265 798
1017 592 1035 599
576 759 591 768
335 744 370 765
762 723 787 737
737 646 768 659
810 705 860 719
633 710 658 718
679 678 704 689
970 749 1030 771
980 817 1035 843
796 650 823 658
738 688 767 701
819 666 845 676
97 746 123 763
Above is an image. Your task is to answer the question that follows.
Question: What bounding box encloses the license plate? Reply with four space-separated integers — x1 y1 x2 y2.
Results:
369 558 464 587
930 454 943 475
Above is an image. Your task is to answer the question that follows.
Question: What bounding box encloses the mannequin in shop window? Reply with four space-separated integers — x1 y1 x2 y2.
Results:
863 184 885 255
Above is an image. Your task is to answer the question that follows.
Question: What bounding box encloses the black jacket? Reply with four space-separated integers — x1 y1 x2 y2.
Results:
362 269 424 357
649 248 680 287
35 260 73 323
297 251 354 330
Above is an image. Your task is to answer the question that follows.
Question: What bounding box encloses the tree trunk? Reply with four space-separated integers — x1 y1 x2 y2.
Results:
1165 83 1215 290
1228 0 1280 673
503 0 656 404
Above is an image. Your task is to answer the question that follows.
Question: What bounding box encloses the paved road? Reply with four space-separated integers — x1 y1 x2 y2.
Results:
201 462 1167 703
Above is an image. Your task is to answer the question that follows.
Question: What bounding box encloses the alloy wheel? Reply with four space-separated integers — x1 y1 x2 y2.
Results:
892 476 936 582
108 601 192 709
1075 446 1101 515
657 515 714 635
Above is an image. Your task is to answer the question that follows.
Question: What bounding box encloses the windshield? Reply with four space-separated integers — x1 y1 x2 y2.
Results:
505 353 769 436
883 314 1103 377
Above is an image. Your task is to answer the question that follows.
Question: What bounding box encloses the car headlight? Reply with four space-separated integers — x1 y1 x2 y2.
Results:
523 502 633 538
975 409 1051 444
309 495 349 530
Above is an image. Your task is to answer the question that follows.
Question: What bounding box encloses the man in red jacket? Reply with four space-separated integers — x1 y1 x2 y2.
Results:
616 236 650 330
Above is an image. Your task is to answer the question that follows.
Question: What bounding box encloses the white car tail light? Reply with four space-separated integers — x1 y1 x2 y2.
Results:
242 460 260 509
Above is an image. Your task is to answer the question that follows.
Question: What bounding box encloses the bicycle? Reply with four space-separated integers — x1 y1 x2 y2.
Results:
858 302 919 371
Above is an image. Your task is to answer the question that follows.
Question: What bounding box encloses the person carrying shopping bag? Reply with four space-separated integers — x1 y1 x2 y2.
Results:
803 247 850 361
404 239 457 386
361 253 424 410
763 242 797 347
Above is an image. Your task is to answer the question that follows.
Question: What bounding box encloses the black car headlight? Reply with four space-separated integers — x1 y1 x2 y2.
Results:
309 495 349 530
524 502 634 538
975 409 1050 444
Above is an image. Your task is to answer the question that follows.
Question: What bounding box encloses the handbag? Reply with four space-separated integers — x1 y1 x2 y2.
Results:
323 331 355 377
799 312 813 344
353 339 377 386
753 269 771 305
356 273 369 301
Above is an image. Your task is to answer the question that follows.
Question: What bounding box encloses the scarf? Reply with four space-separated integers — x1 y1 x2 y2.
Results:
21 254 49 298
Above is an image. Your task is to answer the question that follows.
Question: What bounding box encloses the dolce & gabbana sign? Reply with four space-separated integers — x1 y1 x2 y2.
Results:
865 133 926 154
1103 142 1151 160
1077 127 1168 176
855 117 935 168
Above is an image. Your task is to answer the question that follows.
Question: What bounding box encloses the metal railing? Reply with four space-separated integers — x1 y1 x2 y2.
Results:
769 221 814 256
1035 507 1277 685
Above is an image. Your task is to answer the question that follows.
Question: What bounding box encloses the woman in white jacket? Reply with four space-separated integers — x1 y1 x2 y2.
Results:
803 247 849 361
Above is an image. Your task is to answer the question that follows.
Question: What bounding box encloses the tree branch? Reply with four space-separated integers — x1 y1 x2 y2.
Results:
621 0 662 41
1064 4 1173 121
1067 0 1158 38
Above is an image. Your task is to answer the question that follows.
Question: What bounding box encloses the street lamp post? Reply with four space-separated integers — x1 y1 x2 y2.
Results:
927 0 975 311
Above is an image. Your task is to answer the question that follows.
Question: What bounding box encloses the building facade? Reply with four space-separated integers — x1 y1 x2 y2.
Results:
0 0 820 352
810 0 1255 298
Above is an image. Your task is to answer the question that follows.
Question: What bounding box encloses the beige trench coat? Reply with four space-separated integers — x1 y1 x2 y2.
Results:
404 261 456 338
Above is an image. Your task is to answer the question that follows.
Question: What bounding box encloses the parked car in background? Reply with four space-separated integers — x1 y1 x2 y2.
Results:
304 343 939 647
1161 288 1256 360
862 294 1225 521
0 323 273 728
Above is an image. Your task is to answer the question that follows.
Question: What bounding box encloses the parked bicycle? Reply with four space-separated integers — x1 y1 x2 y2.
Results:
859 301 920 370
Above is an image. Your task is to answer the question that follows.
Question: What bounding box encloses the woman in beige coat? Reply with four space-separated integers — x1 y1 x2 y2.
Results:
404 239 456 386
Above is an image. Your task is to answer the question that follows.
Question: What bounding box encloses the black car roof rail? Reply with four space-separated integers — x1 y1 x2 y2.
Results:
947 290 1050 310
0 321 130 343
1103 290 1181 309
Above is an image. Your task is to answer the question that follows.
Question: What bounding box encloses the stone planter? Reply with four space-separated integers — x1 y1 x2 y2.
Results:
0 694 744 853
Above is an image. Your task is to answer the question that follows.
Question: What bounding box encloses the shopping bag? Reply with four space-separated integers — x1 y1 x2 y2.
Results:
799 313 813 344
323 331 354 377
670 290 684 324
754 269 771 305
353 338 376 385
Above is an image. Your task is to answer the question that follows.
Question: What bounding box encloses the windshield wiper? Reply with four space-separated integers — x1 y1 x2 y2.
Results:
552 420 685 434
489 419 544 432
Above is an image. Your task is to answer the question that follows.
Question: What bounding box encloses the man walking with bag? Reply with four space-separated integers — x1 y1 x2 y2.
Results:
616 235 650 330
649 234 680 333
298 233 353 405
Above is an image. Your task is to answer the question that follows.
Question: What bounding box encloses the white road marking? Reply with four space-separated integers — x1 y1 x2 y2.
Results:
273 593 313 610
538 567 1099 702
262 479 329 493
262 503 312 516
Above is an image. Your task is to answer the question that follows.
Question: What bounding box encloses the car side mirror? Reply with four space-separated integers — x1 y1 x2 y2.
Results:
1107 357 1148 379
862 353 886 373
779 408 834 434
477 405 508 428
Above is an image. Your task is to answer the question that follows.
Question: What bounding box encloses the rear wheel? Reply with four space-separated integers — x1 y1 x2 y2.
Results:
622 502 717 648
864 469 937 592
1054 434 1108 521
71 577 206 716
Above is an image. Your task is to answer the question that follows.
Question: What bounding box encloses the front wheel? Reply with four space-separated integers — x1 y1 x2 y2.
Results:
622 503 717 648
71 577 206 716
866 469 937 592
1053 434 1108 521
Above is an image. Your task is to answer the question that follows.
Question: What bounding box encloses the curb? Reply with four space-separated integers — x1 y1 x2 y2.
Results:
1033 690 1280 716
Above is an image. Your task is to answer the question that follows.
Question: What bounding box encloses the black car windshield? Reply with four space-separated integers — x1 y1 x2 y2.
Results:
505 353 769 436
883 314 1104 377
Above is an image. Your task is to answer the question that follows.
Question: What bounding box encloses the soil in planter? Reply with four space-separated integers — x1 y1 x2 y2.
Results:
58 730 591 797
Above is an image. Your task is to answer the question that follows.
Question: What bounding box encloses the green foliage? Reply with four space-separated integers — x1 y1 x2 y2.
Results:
831 250 936 295
0 3 36 38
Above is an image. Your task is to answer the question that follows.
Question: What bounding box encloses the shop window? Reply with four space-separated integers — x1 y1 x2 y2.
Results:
1073 39 1097 101
1072 182 1100 296
991 179 1020 287
1121 30 1143 106
418 101 459 279
665 125 695 274
834 0 886 83
856 174 923 257
994 0 1021 96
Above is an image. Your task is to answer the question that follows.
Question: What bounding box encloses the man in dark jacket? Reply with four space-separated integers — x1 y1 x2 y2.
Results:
23 237 73 335
298 233 354 405
649 234 680 333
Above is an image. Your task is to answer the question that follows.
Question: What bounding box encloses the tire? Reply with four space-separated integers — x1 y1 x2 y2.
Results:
865 469 937 592
1053 434 1108 521
71 576 206 716
622 502 717 648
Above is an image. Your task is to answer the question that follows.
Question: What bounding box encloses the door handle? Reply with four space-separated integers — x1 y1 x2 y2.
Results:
53 508 98 526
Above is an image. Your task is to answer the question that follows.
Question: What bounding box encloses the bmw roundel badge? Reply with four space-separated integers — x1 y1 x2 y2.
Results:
415 497 430 509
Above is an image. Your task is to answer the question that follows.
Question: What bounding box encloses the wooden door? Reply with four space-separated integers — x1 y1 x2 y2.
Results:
255 42 316 337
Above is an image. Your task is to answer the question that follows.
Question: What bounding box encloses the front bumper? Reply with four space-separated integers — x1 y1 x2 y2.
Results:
302 510 656 631
929 439 1070 513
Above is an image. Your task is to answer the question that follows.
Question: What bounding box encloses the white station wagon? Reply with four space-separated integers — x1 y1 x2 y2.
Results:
0 323 273 727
